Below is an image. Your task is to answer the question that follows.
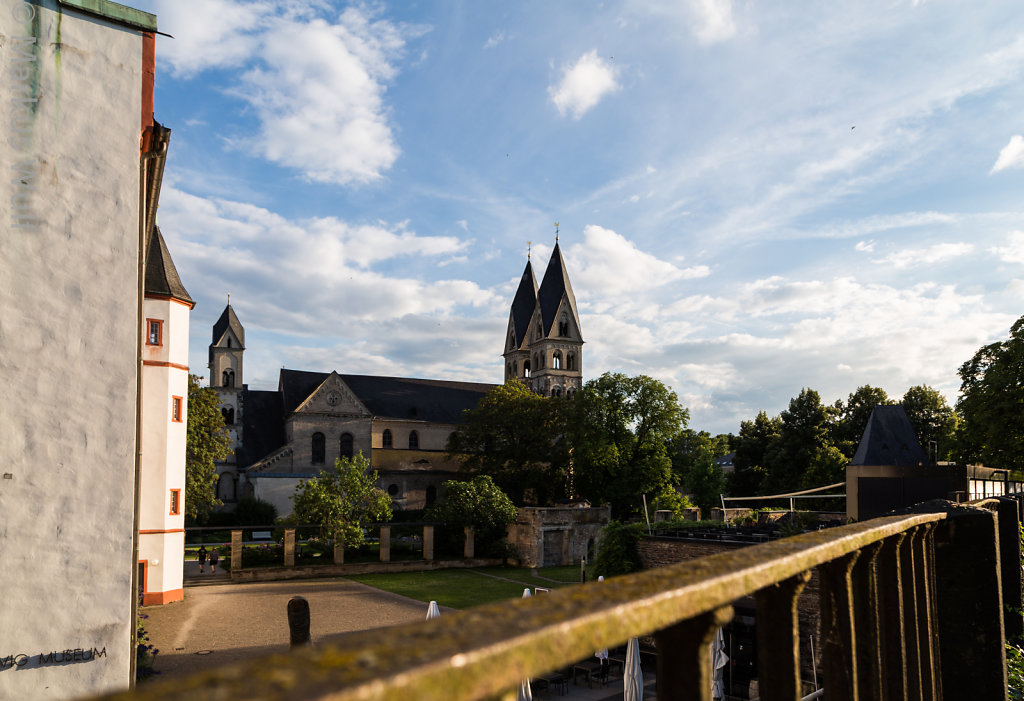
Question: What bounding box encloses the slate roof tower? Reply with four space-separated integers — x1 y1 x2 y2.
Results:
504 242 584 396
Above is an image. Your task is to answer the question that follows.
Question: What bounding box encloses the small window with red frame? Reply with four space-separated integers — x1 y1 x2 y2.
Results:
172 396 183 422
147 319 163 346
170 489 181 515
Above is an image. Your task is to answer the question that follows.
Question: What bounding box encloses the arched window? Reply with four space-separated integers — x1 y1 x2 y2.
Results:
553 351 562 369
223 368 235 388
382 429 393 448
408 431 419 450
553 387 563 397
566 352 575 371
559 314 569 337
221 406 235 424
567 388 576 399
340 432 354 460
311 432 325 465
227 338 232 348
387 484 400 496
524 359 531 376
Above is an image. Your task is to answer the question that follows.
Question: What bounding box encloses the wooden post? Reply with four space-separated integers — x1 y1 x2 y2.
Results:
380 526 391 562
423 525 434 561
464 526 475 559
333 532 344 564
231 530 242 573
284 528 295 567
287 596 311 648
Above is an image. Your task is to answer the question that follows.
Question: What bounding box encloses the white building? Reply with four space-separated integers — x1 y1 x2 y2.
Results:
0 1 178 696
139 224 193 605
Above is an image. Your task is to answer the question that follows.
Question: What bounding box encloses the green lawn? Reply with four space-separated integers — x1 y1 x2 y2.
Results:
346 566 587 610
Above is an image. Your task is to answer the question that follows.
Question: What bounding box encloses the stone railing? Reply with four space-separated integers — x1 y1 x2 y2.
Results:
106 497 1021 700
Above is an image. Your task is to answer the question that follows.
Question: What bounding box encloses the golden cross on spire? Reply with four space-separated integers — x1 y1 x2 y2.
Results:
527 241 532 259
555 222 559 243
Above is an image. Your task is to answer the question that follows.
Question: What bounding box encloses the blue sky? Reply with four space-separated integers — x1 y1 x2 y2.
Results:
136 0 1024 434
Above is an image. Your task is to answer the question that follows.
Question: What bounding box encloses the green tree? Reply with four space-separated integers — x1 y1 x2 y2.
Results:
446 381 569 505
730 411 781 496
956 316 1024 468
834 385 893 458
670 429 729 514
901 385 958 461
185 374 231 519
763 388 841 493
291 453 392 546
571 373 689 517
426 475 518 554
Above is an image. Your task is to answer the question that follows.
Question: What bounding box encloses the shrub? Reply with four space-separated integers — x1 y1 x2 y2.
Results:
592 522 645 578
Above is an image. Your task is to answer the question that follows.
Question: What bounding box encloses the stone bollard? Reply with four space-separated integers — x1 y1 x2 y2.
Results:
284 528 295 567
379 526 391 562
287 596 311 648
464 526 475 559
423 525 434 561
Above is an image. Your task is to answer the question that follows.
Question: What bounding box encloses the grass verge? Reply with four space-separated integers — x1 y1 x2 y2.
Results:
346 566 586 610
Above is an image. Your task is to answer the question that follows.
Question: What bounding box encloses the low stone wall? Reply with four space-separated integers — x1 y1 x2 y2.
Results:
507 506 611 567
230 558 504 583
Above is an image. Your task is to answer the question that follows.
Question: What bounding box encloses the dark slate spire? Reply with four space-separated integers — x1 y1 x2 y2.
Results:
212 303 245 348
851 405 928 466
144 225 193 306
509 260 538 347
536 242 581 338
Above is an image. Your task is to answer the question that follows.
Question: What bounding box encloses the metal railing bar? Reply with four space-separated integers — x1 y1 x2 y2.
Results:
877 532 909 700
852 542 883 700
901 527 924 699
102 512 944 701
820 551 860 701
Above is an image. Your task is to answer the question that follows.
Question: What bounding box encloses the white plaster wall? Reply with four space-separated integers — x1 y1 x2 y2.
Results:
0 3 145 696
139 298 188 602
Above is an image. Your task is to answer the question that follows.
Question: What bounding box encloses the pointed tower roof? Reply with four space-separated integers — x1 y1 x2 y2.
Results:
212 303 245 348
537 242 581 337
509 259 538 347
851 405 928 466
144 225 193 306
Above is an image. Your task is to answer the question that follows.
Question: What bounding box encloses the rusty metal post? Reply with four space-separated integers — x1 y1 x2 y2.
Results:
423 525 434 561
333 532 344 565
754 571 811 701
287 596 311 648
654 606 733 701
231 530 242 573
819 550 860 701
380 526 391 562
851 542 883 700
284 528 296 567
996 497 1024 642
877 532 908 700
930 504 1007 699
464 526 475 559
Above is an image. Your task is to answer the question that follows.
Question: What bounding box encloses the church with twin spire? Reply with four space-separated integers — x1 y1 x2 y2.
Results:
209 242 584 516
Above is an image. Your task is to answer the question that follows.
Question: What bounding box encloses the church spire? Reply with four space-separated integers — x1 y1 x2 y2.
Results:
536 241 581 342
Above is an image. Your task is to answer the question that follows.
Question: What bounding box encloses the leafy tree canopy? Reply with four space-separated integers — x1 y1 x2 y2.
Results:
185 374 231 520
571 373 689 517
762 388 841 494
426 475 518 547
446 381 569 505
901 385 958 461
291 453 392 546
956 316 1024 468
833 385 893 458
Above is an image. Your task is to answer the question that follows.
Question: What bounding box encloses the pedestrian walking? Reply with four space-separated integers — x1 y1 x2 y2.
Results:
197 545 208 574
209 548 220 574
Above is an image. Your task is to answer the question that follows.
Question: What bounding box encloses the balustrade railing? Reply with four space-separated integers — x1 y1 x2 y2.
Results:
106 496 1022 701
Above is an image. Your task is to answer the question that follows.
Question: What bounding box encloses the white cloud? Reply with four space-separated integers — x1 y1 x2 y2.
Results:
873 242 974 269
991 135 1024 174
484 32 505 49
567 225 709 298
990 231 1024 264
549 50 620 119
855 240 875 252
153 0 272 77
230 9 407 185
689 0 737 45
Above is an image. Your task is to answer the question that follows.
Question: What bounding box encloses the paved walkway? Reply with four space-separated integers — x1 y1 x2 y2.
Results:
143 571 657 698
